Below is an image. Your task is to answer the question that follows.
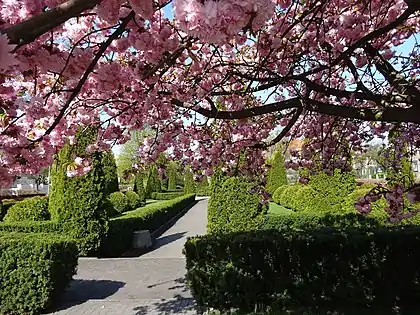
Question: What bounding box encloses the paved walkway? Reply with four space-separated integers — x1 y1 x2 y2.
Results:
45 198 208 315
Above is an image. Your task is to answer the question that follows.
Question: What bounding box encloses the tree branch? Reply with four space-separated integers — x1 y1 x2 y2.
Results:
3 0 102 46
254 108 303 149
173 96 420 125
364 43 420 104
39 12 134 140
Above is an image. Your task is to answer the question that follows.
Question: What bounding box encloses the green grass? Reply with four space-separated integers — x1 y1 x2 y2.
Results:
268 202 292 215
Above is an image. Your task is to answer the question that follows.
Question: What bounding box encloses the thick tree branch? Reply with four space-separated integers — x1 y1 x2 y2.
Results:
173 96 420 125
3 0 102 46
184 98 301 119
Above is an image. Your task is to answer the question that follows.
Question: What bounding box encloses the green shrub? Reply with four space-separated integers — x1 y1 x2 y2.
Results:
167 161 178 191
3 197 50 223
266 151 288 195
109 192 130 214
207 177 268 234
48 128 109 256
293 185 316 212
278 184 302 209
272 185 288 205
196 176 210 196
185 227 420 312
102 150 119 196
307 169 356 213
184 168 196 194
341 188 388 221
0 232 78 315
151 192 185 200
125 191 142 209
0 221 62 233
133 172 146 202
145 166 161 198
263 212 383 232
98 194 196 257
207 169 225 231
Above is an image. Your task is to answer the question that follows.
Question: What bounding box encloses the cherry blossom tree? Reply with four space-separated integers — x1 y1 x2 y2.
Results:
0 0 419 220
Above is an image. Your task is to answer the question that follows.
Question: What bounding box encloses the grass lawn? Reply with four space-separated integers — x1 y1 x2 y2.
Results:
146 199 159 204
268 202 293 215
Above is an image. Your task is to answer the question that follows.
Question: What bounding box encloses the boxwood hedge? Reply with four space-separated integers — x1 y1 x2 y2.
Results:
0 232 78 315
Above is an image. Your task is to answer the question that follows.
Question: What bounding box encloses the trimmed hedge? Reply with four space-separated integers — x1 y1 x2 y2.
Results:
133 172 146 202
109 191 130 214
196 176 210 196
341 188 388 220
184 169 196 194
49 128 109 256
277 184 302 210
185 227 420 312
3 196 50 223
207 177 268 234
272 185 288 205
263 212 383 232
125 190 143 209
308 170 356 213
98 194 196 257
0 232 78 314
0 221 62 233
151 192 185 200
266 151 287 195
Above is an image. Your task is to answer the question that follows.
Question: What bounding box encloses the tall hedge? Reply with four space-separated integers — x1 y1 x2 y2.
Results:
145 166 161 199
196 176 210 196
48 128 108 255
133 172 146 202
102 150 119 196
207 176 268 234
167 161 178 191
184 168 196 194
266 151 288 195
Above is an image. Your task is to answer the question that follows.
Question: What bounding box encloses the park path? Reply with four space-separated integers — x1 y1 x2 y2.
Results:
46 198 208 315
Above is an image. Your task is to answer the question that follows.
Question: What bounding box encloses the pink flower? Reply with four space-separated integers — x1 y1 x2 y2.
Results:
0 33 18 71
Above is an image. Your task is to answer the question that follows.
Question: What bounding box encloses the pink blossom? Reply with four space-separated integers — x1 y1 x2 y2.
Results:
0 33 18 70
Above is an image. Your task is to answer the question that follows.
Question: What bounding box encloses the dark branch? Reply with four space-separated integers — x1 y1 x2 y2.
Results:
254 108 303 149
4 0 101 47
173 96 420 125
39 12 134 140
364 43 420 104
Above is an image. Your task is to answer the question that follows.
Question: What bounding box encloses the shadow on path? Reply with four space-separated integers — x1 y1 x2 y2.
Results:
45 279 126 313
133 294 196 315
153 232 187 249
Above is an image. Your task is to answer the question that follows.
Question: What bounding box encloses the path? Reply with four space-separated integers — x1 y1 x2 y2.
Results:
46 198 208 315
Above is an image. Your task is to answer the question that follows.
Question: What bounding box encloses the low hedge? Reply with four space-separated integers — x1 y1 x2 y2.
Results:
3 196 50 223
263 212 383 232
185 227 420 312
98 194 196 257
0 221 62 233
151 192 185 200
0 232 78 314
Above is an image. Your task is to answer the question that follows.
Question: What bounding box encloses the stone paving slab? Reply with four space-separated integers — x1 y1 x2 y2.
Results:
44 199 208 315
